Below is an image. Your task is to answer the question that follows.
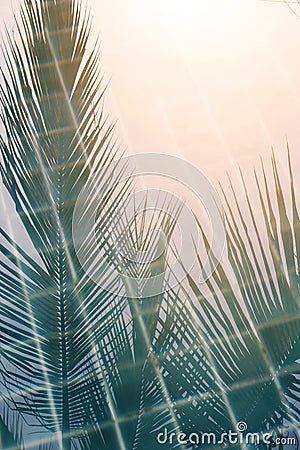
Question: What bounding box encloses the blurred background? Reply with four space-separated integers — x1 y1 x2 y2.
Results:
1 0 300 237
1 0 300 176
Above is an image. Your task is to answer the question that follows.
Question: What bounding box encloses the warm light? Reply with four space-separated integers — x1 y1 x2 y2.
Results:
134 0 244 34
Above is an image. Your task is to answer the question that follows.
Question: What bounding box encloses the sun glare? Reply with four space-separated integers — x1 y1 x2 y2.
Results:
134 0 244 33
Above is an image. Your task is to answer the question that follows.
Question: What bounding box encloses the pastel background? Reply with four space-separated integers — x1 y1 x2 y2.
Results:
1 0 300 223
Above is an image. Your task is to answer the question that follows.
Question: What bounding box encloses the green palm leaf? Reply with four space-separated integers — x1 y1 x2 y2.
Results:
187 150 300 442
0 408 23 450
0 0 126 447
0 2 219 448
1 0 299 449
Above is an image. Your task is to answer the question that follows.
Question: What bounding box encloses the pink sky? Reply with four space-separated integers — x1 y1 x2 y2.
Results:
1 0 300 190
84 0 300 182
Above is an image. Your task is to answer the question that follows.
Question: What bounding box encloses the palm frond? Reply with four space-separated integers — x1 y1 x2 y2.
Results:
0 0 125 447
0 406 23 450
0 3 215 446
187 150 300 440
1 0 300 449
